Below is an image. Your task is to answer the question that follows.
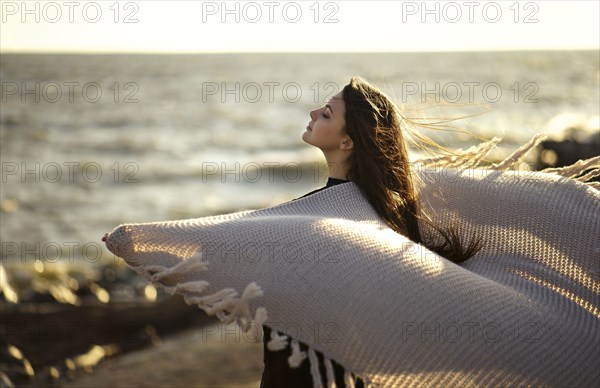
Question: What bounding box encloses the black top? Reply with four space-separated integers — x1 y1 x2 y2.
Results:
298 177 351 199
259 177 365 388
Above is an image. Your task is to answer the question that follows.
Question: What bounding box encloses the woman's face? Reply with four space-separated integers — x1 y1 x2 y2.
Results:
302 90 349 151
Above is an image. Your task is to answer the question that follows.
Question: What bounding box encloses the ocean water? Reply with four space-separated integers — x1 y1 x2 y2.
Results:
1 51 599 263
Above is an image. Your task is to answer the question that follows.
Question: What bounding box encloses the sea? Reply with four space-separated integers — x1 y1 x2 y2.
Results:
1 51 599 264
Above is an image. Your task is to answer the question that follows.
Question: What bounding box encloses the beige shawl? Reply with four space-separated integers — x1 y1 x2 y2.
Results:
105 135 599 387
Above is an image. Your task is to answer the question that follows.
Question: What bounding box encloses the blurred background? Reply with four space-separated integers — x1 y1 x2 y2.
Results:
1 1 599 387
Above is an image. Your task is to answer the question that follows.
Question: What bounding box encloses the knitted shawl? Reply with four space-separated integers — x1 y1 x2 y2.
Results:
105 135 599 387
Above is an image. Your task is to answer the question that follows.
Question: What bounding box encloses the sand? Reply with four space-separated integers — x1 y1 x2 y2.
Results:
63 323 264 388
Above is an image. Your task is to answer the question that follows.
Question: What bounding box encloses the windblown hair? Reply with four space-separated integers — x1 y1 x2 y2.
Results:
342 76 481 263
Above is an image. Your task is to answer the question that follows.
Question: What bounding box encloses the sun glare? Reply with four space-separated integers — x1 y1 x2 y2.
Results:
0 1 598 53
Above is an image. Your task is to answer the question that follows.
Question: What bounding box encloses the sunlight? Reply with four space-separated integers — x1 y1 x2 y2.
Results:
1 1 598 53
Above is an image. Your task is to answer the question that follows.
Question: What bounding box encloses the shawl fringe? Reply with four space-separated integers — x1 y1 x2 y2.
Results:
108 134 599 387
417 133 599 190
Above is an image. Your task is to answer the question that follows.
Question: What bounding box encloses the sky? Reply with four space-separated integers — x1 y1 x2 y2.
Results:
1 0 599 53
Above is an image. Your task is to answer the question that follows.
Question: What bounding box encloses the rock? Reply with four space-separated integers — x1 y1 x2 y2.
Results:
536 120 599 171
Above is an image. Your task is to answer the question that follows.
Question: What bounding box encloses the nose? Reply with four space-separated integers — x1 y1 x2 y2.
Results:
309 109 317 120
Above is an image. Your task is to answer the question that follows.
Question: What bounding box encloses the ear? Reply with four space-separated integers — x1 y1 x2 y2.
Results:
340 136 354 150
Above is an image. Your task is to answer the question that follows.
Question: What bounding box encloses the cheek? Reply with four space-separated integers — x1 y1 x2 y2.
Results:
320 121 338 133
316 125 343 147
314 124 334 139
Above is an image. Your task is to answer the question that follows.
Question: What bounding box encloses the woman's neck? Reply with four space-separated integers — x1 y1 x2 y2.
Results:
324 155 351 180
327 163 348 180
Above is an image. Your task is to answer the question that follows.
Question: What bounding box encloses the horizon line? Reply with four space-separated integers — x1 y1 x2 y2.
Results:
2 48 598 55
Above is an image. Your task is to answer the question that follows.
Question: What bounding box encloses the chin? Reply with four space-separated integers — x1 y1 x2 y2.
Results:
301 131 312 144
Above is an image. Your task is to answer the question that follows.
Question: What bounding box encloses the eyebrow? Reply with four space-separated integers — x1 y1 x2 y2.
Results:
325 104 334 114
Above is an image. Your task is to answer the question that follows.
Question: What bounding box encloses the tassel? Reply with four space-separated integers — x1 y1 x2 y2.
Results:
324 357 337 388
541 156 600 177
413 153 457 167
493 134 547 170
461 139 500 169
415 137 500 169
492 134 546 171
184 288 237 313
267 329 289 351
163 280 210 296
288 340 307 368
144 254 208 283
254 307 268 326
223 282 263 325
575 168 600 183
344 370 356 388
175 280 210 294
202 290 238 315
139 252 270 349
242 307 268 342
450 137 499 169
308 348 323 388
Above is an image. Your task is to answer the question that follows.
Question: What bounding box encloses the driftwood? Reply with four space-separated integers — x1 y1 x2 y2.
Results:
1 295 214 386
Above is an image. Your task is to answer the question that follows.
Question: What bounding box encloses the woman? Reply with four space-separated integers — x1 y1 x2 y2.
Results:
103 76 598 387
260 76 481 387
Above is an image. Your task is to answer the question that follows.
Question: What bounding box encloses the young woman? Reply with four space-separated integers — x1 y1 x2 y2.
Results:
260 76 481 387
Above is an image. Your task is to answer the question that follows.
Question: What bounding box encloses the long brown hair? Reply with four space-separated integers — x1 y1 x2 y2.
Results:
341 76 481 264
